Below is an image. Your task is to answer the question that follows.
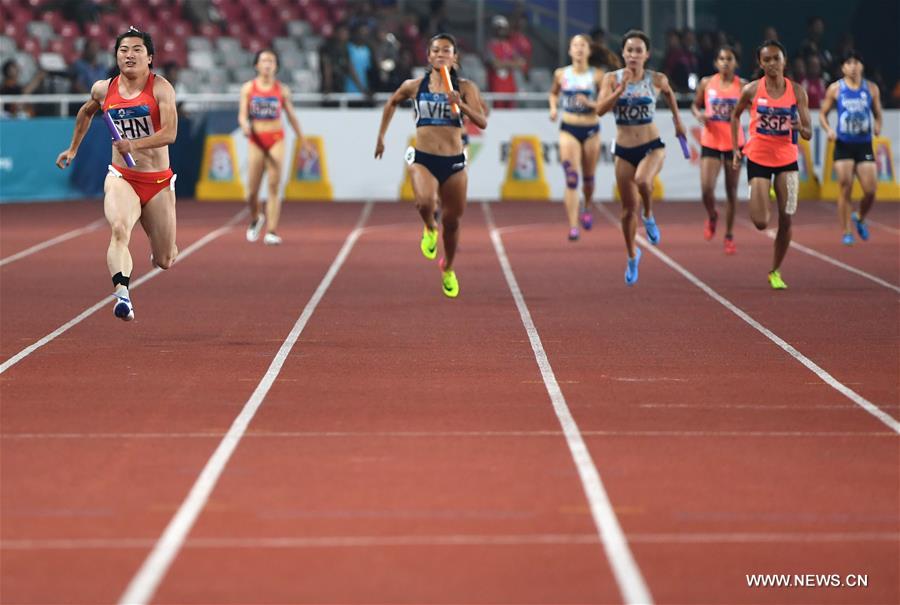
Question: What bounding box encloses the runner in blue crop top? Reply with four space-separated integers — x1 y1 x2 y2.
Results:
819 50 883 245
596 30 686 286
375 33 487 298
549 34 605 241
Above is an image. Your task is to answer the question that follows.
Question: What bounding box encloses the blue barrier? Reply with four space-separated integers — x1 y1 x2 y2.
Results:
0 118 84 202
0 115 206 202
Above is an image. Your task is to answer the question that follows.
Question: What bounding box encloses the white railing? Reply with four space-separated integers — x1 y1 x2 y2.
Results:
1 91 693 115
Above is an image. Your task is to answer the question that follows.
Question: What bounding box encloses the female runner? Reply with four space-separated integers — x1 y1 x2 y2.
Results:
375 34 487 298
732 39 812 289
238 49 309 245
691 45 745 254
596 30 686 285
549 34 605 241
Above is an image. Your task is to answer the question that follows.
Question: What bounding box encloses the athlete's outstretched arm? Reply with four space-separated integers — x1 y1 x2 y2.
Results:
595 72 626 116
818 82 839 139
237 81 252 137
113 77 178 156
452 80 487 129
790 81 812 140
731 81 757 168
691 76 709 125
656 71 686 138
374 78 418 159
870 82 883 136
55 79 105 168
281 84 312 150
548 68 562 121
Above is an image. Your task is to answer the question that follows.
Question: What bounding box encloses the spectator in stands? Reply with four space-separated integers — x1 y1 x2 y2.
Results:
1 59 46 118
697 31 718 77
662 29 696 92
40 0 108 29
789 56 806 82
183 0 222 28
372 24 401 92
762 25 779 41
508 13 532 82
162 61 187 116
319 23 351 95
420 0 450 37
800 54 827 109
799 16 832 80
346 23 373 103
70 40 108 94
832 33 855 78
588 27 621 70
385 47 414 91
485 15 526 108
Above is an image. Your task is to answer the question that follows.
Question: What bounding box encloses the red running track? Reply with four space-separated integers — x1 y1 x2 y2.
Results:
1 199 897 604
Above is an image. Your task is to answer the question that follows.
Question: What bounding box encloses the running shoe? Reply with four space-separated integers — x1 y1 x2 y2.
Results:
842 233 854 246
624 247 642 286
852 212 869 241
246 215 266 242
724 236 736 255
113 294 134 321
568 227 580 241
768 270 788 290
420 226 438 260
440 259 459 298
642 214 660 245
263 232 282 246
704 212 718 241
580 211 593 230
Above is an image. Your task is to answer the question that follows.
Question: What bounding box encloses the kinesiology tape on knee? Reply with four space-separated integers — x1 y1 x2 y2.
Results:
562 161 579 189
785 172 798 215
112 272 130 288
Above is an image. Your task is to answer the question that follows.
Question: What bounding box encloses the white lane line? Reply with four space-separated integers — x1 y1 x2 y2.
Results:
737 219 900 294
482 203 653 605
3 429 894 440
598 205 900 434
117 202 372 605
0 210 248 375
5 531 896 550
802 203 900 235
0 218 105 267
494 221 562 235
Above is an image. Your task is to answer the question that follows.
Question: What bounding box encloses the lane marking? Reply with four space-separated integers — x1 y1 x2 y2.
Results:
598 205 900 434
3 429 895 440
5 531 896 550
0 210 248 375
0 218 105 267
118 203 372 605
482 203 653 605
736 219 900 294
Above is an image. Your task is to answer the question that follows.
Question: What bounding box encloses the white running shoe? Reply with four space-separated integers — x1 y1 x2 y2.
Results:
246 215 266 242
264 232 282 246
113 294 134 321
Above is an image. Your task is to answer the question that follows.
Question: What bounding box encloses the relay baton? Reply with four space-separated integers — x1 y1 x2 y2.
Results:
440 65 459 114
677 134 690 159
102 111 136 167
790 104 798 144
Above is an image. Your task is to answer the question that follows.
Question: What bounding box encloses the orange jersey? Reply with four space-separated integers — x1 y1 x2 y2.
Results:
743 76 798 167
701 73 744 150
102 73 162 142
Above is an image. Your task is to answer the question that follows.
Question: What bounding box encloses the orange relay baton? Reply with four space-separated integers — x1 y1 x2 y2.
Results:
440 65 459 114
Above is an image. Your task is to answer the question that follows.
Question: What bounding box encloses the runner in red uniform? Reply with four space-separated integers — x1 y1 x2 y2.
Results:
732 39 812 289
56 27 178 321
691 45 745 254
238 49 309 245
